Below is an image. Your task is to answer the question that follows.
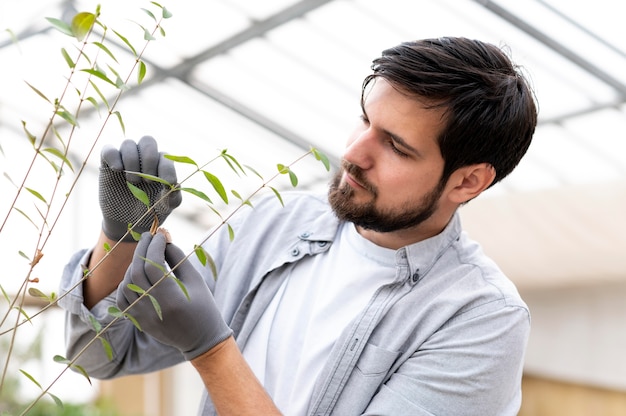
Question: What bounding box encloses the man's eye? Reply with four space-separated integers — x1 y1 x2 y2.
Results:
388 139 408 157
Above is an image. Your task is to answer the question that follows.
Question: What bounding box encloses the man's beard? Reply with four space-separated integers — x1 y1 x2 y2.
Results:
328 161 445 233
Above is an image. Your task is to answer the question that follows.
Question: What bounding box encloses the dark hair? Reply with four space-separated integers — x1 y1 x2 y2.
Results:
362 37 538 187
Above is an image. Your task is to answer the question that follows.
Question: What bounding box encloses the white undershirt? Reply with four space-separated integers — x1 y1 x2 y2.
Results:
242 222 397 415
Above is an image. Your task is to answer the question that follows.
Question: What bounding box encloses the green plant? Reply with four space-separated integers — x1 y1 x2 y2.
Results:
0 2 329 414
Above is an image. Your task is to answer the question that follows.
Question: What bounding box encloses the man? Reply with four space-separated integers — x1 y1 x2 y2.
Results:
60 37 537 415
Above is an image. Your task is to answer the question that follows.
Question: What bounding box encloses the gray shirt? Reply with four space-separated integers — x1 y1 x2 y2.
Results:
59 191 530 415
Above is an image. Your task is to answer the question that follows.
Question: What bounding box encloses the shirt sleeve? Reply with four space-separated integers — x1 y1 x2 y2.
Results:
58 248 184 379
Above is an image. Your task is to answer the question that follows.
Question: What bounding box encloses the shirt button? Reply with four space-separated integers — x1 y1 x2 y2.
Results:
412 271 420 283
291 248 300 256
318 241 328 247
300 232 311 238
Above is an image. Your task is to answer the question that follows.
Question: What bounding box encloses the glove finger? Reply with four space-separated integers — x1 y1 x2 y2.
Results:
137 136 159 177
120 139 141 183
143 232 169 286
125 232 156 291
101 144 124 171
164 243 202 285
157 152 178 185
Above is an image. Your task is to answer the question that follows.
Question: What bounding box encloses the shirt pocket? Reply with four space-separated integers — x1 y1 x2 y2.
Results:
355 342 401 377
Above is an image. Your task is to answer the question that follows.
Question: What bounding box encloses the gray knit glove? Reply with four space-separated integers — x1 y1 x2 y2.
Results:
99 136 182 242
117 232 233 360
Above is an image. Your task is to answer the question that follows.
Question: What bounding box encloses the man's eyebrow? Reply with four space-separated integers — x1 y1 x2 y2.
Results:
383 128 421 157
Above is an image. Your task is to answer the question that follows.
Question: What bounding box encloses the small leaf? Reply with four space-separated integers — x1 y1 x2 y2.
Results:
25 82 51 104
148 294 162 320
277 164 288 174
288 170 298 187
56 109 80 127
43 147 75 172
124 313 142 331
82 68 116 87
60 47 75 68
162 7 173 18
19 369 42 389
137 60 147 84
312 147 331 171
127 283 146 295
24 187 48 204
92 42 118 63
130 227 142 241
108 306 123 318
231 190 252 207
21 120 37 145
28 287 48 300
269 186 284 207
113 30 137 56
1 284 10 303
71 12 96 42
165 154 197 166
88 315 102 333
71 364 92 384
181 187 212 204
227 223 235 241
45 17 73 37
85 96 100 114
113 111 126 134
220 151 245 175
170 276 189 300
48 393 64 409
203 171 228 204
126 182 149 207
89 80 110 110
141 25 156 41
193 245 207 266
141 8 157 21
99 336 114 361
128 171 172 186
103 241 111 252
243 164 264 180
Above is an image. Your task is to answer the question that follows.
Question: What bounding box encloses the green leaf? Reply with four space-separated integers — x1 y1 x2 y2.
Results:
28 287 49 301
126 182 149 207
137 60 147 84
194 244 207 266
140 25 156 41
203 171 228 204
99 336 114 360
141 8 157 21
53 355 92 385
85 96 100 114
82 68 116 87
88 315 102 333
162 7 173 18
19 369 42 389
108 306 123 318
165 154 197 166
127 283 146 295
312 147 331 171
130 227 142 241
231 190 252 207
21 120 37 145
243 164 264 180
49 393 64 409
227 223 235 241
92 41 118 63
113 30 137 56
25 187 47 203
89 79 110 110
25 82 51 103
14 207 38 229
220 151 245 176
71 364 92 384
170 276 189 300
0 284 10 303
103 241 111 252
55 109 80 127
60 47 75 68
128 171 172 186
43 147 75 172
71 12 96 41
269 186 284 207
113 111 126 134
181 187 212 204
148 294 162 320
288 170 298 187
206 252 218 280
124 313 142 331
45 17 73 37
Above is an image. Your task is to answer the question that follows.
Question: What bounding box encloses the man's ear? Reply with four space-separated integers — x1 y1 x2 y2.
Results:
446 163 496 204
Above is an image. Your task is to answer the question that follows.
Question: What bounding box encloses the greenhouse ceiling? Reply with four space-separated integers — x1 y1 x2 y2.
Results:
1 0 625 230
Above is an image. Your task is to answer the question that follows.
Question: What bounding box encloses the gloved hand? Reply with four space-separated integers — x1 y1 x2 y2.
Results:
99 136 182 242
116 232 233 360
